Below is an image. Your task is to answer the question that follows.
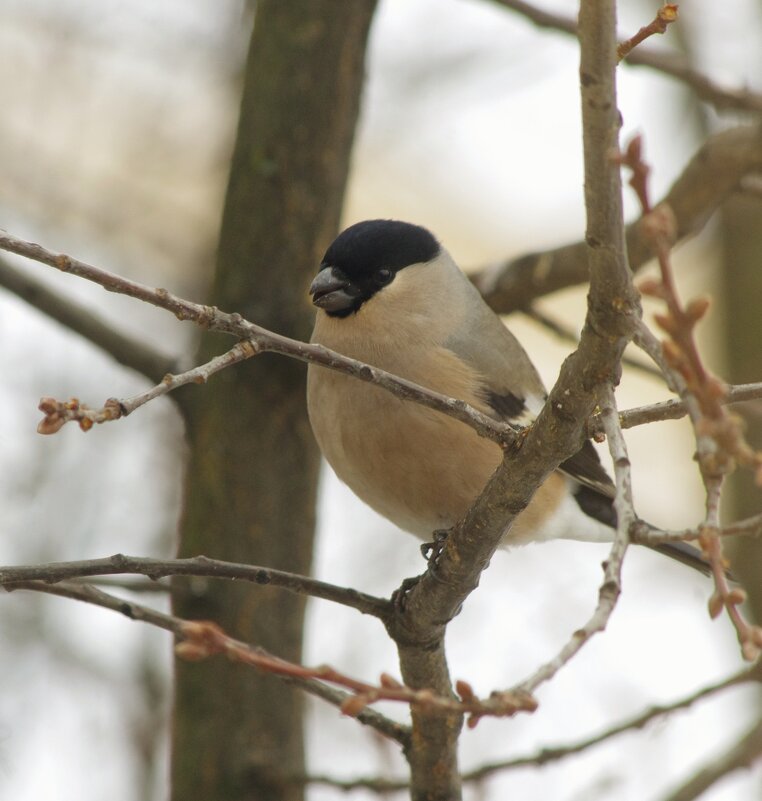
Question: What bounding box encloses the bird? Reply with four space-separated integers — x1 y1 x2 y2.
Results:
306 219 708 574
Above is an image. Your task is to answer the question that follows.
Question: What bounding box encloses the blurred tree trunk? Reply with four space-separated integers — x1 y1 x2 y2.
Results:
171 3 377 800
719 194 762 615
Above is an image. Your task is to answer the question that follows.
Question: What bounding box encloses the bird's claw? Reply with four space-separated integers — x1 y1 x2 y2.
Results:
420 528 450 568
391 574 424 612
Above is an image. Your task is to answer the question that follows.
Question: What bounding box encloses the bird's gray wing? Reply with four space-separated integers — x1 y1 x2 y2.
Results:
443 286 616 501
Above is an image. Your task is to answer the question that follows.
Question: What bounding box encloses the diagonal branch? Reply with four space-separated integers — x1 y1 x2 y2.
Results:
7 580 409 746
372 14 639 790
510 388 632 698
474 124 762 313
0 253 179 385
467 662 761 781
36 341 260 434
0 228 510 446
658 717 762 801
290 659 762 790
490 0 762 113
0 553 391 619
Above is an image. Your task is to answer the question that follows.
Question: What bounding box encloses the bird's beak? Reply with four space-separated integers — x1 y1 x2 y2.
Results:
309 266 359 313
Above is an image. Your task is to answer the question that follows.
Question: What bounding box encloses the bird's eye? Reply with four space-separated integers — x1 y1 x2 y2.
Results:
375 268 393 286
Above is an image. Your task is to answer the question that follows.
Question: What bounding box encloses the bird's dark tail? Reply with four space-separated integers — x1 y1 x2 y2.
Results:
571 484 723 578
651 540 713 577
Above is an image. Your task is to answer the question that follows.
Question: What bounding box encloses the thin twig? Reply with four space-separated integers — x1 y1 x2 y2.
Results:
525 305 662 380
7 580 534 731
510 391 631 698
631 512 762 546
490 0 762 113
465 662 760 781
658 718 762 801
618 136 762 661
613 382 762 431
7 580 409 746
0 253 179 385
37 341 260 434
290 663 761 790
0 553 391 619
616 4 678 63
0 229 511 446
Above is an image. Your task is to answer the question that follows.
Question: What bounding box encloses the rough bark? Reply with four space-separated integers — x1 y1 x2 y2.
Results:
170 3 377 800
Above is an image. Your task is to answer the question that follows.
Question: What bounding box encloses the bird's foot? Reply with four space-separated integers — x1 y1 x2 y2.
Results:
420 528 450 569
391 574 424 613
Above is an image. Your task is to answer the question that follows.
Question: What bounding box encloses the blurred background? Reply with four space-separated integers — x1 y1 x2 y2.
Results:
1 0 760 799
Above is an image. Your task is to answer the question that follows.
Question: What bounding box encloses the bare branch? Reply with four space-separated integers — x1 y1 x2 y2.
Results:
658 718 762 801
474 125 762 313
466 662 761 781
490 0 762 113
0 228 511 445
8 581 532 737
612 382 762 431
36 341 259 434
632 512 762 546
0 553 390 619
619 136 762 661
617 4 679 63
282 678 412 749
0 253 178 384
7 580 409 746
291 662 761 790
510 390 631 698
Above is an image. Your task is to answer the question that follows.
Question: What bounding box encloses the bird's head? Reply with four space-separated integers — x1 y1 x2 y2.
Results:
309 220 441 318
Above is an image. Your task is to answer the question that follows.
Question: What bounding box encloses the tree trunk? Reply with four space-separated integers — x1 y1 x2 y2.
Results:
719 195 762 616
171 3 377 800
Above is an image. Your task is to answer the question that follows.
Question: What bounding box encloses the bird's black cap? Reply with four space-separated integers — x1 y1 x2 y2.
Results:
312 220 441 317
321 220 440 281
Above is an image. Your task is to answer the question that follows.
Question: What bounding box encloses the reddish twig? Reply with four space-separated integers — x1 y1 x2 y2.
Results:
617 135 762 661
7 580 535 729
617 4 679 63
177 621 536 728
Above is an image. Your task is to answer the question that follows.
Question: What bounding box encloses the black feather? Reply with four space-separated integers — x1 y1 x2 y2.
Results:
484 390 526 421
321 220 439 282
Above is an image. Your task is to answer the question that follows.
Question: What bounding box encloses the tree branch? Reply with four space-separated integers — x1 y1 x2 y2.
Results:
36 341 260 434
658 718 762 801
466 662 761 781
474 124 762 313
0 228 510 447
0 253 179 385
631 511 762 546
363 12 641 794
6 581 532 742
0 553 390 619
490 0 762 113
289 662 761 790
7 580 409 746
616 4 678 63
510 389 632 698
612 382 762 431
619 137 762 661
